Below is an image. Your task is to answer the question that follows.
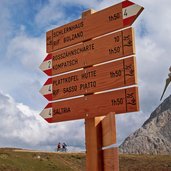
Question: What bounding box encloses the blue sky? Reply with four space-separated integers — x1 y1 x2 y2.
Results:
0 0 171 151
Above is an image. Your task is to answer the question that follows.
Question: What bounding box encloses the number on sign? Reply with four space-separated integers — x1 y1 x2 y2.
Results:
109 46 121 55
110 70 122 78
49 109 52 116
124 9 128 16
48 61 51 68
114 36 120 42
109 12 121 21
48 85 52 92
111 98 124 106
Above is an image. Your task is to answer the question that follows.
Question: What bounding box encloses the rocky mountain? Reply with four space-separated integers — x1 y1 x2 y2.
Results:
119 95 171 154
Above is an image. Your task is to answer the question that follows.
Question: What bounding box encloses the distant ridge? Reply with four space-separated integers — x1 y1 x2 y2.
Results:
0 147 23 151
119 95 171 154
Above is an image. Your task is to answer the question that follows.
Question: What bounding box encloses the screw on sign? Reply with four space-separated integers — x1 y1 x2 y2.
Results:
46 0 144 53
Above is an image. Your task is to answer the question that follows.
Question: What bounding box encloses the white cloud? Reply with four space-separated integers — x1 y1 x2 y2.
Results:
0 2 12 52
35 2 64 29
6 33 45 71
0 30 47 109
34 0 118 29
0 91 85 150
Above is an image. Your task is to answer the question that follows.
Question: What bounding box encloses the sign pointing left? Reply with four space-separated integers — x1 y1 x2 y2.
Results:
40 87 139 123
39 54 52 76
46 0 143 53
39 56 137 101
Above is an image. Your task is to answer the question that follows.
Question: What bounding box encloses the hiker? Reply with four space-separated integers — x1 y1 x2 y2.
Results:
57 142 61 152
62 142 67 152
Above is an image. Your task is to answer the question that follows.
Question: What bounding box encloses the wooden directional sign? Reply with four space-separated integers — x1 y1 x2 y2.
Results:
40 56 137 101
41 27 135 76
40 87 139 123
46 0 143 53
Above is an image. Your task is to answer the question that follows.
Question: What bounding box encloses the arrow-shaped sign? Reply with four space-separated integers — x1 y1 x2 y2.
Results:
40 56 137 101
46 0 143 53
41 27 135 76
39 54 52 76
122 0 144 26
40 87 139 123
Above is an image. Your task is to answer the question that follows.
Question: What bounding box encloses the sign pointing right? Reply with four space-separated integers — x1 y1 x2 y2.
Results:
122 0 144 26
46 0 144 53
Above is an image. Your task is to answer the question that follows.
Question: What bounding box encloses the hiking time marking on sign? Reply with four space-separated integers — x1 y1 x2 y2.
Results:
40 56 137 101
41 27 135 76
46 0 143 53
40 87 139 123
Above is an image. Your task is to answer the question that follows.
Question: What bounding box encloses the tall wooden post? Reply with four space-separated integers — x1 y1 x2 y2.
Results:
82 9 104 171
102 113 119 171
85 117 104 171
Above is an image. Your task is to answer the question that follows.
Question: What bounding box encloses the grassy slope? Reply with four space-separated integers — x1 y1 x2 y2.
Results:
0 148 171 171
0 148 85 171
120 154 171 171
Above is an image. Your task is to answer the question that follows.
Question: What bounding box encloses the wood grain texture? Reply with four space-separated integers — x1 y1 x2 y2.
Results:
83 9 103 171
46 31 53 53
46 1 143 53
49 56 137 101
46 86 139 122
102 113 116 147
46 19 84 53
85 117 103 171
103 147 119 171
49 27 135 75
83 3 122 41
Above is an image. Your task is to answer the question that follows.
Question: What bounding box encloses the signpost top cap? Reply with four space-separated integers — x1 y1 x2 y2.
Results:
82 9 96 18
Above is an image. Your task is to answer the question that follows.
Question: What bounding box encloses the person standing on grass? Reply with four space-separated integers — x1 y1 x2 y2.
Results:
62 142 67 152
57 142 61 152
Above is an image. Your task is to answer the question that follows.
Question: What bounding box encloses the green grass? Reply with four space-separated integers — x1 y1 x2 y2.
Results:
120 154 171 171
0 148 171 171
0 148 85 171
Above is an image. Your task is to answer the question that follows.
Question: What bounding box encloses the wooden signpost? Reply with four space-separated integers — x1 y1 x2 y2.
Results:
39 1 144 170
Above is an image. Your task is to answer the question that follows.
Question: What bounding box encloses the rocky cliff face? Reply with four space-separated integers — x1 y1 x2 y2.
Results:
119 95 171 154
